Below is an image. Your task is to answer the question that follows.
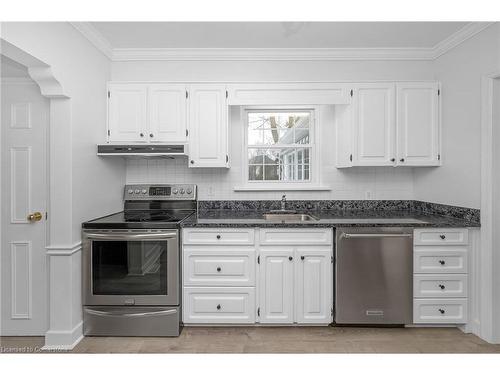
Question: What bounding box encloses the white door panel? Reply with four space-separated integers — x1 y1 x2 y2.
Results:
149 84 187 143
1 80 48 335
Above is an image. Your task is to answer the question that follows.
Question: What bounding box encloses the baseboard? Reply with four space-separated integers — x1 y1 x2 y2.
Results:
42 321 83 350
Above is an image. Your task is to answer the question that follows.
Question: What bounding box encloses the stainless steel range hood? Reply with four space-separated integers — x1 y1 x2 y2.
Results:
97 144 188 157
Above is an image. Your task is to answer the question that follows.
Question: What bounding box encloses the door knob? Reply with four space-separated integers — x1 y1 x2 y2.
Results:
27 212 42 222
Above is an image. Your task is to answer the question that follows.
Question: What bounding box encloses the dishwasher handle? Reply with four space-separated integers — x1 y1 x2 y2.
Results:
340 233 413 240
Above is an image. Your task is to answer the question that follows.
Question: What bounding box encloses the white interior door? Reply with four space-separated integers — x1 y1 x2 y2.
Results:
396 82 440 166
1 78 48 335
258 248 294 324
149 84 187 143
352 84 396 166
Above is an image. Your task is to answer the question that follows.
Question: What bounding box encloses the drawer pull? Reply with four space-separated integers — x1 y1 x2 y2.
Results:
216 266 222 272
216 304 221 310
438 308 445 314
216 235 221 239
301 255 305 260
438 284 445 290
289 256 293 261
440 234 446 240
439 260 446 265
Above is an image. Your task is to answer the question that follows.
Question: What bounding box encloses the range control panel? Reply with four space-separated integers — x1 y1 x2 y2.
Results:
124 184 197 200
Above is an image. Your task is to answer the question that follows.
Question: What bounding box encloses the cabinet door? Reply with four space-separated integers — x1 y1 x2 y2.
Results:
188 84 228 167
258 249 294 324
108 84 148 143
396 82 440 166
352 84 396 166
149 84 187 143
295 248 333 324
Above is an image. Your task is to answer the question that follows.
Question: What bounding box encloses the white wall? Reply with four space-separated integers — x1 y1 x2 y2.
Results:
116 59 432 200
414 24 500 209
1 22 125 242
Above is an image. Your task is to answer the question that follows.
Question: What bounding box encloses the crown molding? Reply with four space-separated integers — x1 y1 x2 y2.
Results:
432 22 495 59
71 21 497 62
70 22 113 60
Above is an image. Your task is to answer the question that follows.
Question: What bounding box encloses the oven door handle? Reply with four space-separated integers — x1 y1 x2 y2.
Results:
85 232 177 241
85 308 178 318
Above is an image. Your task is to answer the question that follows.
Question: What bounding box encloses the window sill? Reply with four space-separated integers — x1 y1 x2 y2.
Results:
233 185 331 192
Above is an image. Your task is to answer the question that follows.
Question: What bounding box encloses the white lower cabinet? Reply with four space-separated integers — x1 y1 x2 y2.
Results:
182 227 333 326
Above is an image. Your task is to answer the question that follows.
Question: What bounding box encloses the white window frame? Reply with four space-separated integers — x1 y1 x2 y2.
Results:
235 106 326 191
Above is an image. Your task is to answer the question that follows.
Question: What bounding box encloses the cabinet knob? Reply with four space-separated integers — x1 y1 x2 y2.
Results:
216 235 221 239
438 308 445 314
190 160 195 164
439 260 446 265
300 256 305 260
289 256 293 261
439 234 446 240
140 133 144 137
216 266 221 272
390 158 396 162
149 133 154 138
216 304 221 310
400 158 405 162
438 284 445 290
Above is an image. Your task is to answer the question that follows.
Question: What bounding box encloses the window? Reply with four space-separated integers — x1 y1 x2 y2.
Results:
245 109 314 184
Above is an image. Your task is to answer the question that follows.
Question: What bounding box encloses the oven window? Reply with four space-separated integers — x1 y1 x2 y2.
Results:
92 241 167 295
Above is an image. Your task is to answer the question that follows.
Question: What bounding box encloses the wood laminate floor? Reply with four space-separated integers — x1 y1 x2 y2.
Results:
2 327 500 353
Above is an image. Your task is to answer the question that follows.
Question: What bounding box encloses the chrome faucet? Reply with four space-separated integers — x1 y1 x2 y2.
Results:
281 194 287 211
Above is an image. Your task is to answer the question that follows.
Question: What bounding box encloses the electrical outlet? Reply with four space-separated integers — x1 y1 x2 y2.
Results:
365 190 373 200
207 186 215 198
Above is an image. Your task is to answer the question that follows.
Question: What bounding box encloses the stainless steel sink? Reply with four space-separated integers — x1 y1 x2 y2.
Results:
263 213 319 222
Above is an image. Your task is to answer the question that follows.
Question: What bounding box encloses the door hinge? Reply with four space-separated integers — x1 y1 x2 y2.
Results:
226 90 228 99
186 129 189 137
257 307 260 317
438 89 440 96
226 154 229 163
331 256 334 264
257 255 260 264
107 130 110 136
331 307 334 316
350 89 353 97
349 154 353 162
438 154 441 161
107 91 110 98
45 212 48 220
186 91 189 99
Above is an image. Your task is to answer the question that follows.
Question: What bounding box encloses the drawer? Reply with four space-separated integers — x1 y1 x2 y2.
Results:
183 287 255 324
414 247 468 273
414 275 468 298
413 298 467 324
183 248 255 286
414 228 468 246
183 228 255 245
260 228 332 246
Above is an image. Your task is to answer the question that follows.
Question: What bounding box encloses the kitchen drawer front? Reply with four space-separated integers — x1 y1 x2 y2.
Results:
414 228 468 246
414 247 468 273
413 299 467 324
183 287 255 324
414 275 468 298
183 248 256 286
183 228 255 245
259 228 332 246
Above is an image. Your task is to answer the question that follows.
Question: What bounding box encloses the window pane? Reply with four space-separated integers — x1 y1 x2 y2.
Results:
248 112 310 146
264 165 280 180
248 149 264 164
249 165 263 180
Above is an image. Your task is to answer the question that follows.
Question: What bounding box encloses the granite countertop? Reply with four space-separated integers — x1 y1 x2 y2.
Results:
180 208 480 228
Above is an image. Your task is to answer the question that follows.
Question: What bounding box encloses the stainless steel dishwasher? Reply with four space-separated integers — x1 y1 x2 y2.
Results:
335 227 413 325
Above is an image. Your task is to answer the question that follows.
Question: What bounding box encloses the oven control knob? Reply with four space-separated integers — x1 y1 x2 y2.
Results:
186 188 193 194
172 189 178 194
141 189 147 194
134 189 140 194
180 189 185 194
128 189 133 194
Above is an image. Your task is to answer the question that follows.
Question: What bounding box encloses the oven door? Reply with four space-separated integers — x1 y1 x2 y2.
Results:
83 230 179 306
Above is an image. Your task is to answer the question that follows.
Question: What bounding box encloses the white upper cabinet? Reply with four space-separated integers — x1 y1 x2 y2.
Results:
188 84 229 168
336 81 441 168
108 84 148 143
107 83 187 144
352 83 396 166
396 82 440 166
149 84 187 143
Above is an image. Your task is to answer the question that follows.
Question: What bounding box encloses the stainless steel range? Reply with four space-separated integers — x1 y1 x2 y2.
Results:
81 184 196 337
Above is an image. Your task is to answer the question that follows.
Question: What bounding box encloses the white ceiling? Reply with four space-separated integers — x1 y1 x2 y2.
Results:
90 22 468 49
